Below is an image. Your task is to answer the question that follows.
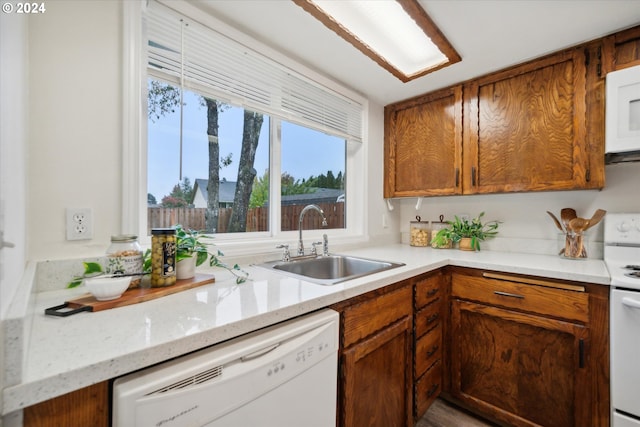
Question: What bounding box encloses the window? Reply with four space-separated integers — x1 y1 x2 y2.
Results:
123 0 366 250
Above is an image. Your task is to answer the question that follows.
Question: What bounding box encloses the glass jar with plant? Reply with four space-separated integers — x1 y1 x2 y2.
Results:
431 212 499 251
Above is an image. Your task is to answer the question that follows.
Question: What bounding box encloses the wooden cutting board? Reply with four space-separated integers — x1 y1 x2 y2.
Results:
45 273 215 317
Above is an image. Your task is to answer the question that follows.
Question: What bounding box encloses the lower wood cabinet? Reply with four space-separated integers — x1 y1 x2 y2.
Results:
23 381 109 427
331 281 414 427
21 267 609 427
447 267 609 427
413 271 445 420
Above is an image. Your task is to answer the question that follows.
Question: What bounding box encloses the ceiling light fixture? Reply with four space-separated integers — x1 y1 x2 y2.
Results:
293 0 461 82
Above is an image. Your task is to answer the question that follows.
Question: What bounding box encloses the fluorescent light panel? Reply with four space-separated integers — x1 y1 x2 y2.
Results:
293 0 460 82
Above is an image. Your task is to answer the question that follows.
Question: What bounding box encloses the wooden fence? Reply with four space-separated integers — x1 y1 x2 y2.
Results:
148 202 344 233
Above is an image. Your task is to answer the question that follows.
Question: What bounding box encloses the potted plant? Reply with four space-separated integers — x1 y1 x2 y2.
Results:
432 213 499 251
174 224 248 283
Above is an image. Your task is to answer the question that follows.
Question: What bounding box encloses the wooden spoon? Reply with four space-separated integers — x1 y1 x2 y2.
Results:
546 211 564 232
560 208 577 232
584 209 606 230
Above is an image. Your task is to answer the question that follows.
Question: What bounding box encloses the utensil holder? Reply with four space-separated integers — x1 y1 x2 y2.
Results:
559 231 589 259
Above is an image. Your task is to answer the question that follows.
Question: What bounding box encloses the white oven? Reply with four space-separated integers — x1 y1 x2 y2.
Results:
606 65 640 163
605 214 640 426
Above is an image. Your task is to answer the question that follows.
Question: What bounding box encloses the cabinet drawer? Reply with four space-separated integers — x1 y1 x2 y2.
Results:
451 272 589 323
343 285 412 348
415 359 442 418
415 323 442 378
415 301 441 338
414 273 443 310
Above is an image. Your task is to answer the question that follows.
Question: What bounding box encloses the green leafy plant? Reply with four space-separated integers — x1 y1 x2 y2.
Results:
433 212 499 251
67 261 104 288
430 228 454 249
174 224 248 284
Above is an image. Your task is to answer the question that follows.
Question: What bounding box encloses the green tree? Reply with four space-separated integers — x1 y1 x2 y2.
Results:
250 170 269 209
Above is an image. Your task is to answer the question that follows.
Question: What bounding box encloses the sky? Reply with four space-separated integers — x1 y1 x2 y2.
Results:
147 89 345 200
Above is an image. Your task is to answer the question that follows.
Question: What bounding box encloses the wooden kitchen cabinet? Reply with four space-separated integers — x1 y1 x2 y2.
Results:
463 48 603 194
384 86 463 197
602 25 640 73
331 281 414 427
412 271 445 420
384 32 610 197
447 268 610 427
23 381 109 427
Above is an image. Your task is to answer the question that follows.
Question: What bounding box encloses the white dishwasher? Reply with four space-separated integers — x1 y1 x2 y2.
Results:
113 309 339 427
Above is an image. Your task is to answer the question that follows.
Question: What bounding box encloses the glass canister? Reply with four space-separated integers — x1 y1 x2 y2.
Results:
106 235 143 288
151 228 177 287
410 216 429 247
430 215 451 248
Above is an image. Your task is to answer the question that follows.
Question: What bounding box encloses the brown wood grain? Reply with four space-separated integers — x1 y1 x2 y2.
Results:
451 300 589 427
451 272 589 323
24 381 109 427
414 270 444 310
341 284 412 348
342 317 413 427
415 359 443 419
384 86 463 197
415 323 442 379
62 273 215 313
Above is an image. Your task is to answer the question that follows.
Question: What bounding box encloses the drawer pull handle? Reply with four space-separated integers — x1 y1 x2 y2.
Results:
427 383 439 398
426 288 439 298
427 313 439 323
426 345 439 357
494 291 524 299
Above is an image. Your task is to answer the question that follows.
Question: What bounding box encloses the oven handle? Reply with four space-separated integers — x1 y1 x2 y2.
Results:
622 297 640 309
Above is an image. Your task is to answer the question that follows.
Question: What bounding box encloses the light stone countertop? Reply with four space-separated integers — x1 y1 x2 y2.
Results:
1 244 611 415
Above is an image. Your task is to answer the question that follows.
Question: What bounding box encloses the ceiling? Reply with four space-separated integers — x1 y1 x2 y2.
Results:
190 0 640 106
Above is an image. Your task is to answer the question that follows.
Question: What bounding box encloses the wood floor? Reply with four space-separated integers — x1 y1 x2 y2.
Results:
416 399 497 427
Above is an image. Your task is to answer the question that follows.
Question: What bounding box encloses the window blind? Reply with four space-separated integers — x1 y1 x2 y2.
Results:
145 1 363 142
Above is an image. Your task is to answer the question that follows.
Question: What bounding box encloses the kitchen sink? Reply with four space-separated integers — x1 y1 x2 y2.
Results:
256 254 405 285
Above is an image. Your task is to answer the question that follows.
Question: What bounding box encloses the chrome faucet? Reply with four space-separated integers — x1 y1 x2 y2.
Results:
297 204 328 256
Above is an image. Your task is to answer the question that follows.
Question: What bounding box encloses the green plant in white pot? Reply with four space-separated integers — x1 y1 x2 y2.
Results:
174 224 248 283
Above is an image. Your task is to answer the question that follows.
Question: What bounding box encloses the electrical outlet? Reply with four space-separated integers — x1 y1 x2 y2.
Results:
66 208 93 240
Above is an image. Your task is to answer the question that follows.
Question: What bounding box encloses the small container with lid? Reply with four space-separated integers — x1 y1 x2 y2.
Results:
430 215 451 248
151 228 177 287
410 216 429 247
106 235 143 288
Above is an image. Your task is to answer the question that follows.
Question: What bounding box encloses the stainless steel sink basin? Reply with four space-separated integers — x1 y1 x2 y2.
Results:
256 254 405 285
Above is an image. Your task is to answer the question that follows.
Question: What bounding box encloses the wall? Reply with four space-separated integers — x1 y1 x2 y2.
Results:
0 0 28 320
28 1 123 261
398 162 640 256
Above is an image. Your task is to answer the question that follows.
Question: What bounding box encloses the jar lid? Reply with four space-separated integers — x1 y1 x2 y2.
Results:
110 234 138 242
151 228 176 235
410 215 424 224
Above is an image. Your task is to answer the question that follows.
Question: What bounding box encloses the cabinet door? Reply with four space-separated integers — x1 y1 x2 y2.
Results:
341 317 413 427
384 86 463 197
464 49 596 194
450 299 590 427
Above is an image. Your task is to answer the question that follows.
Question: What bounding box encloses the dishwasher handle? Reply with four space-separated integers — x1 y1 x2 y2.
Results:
622 297 640 309
241 343 280 362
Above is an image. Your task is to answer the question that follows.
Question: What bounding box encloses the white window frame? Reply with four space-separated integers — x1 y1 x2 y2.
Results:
122 0 368 255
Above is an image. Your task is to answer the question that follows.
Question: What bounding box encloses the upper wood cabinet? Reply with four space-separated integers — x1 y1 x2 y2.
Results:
463 48 603 194
603 25 640 72
384 32 615 197
384 86 463 198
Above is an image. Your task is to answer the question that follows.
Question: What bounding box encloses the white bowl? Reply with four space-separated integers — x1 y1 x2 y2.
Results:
84 276 132 301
